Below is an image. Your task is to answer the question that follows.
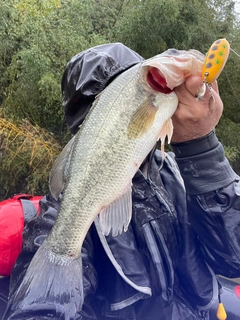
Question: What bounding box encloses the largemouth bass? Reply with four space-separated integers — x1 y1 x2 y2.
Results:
5 49 204 319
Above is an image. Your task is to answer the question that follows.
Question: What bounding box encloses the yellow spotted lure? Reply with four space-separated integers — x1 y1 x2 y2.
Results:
198 38 230 110
202 38 230 84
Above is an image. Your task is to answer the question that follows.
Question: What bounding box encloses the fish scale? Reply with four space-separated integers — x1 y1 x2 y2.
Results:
4 48 204 320
48 64 178 256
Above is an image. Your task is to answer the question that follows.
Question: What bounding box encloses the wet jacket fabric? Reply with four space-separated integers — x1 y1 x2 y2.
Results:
61 42 144 135
3 43 240 319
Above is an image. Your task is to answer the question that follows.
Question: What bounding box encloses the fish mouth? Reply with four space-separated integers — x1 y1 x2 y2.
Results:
147 67 173 94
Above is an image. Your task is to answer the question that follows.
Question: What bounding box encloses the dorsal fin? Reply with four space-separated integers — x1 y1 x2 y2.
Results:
49 136 75 200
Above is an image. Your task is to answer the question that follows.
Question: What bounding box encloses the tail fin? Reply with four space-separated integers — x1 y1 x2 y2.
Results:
4 240 83 320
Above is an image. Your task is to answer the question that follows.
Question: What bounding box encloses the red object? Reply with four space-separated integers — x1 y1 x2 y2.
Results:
147 67 173 94
0 194 43 276
234 285 240 298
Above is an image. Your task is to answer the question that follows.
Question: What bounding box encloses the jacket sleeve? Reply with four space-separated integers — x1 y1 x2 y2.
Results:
171 131 240 278
5 194 98 320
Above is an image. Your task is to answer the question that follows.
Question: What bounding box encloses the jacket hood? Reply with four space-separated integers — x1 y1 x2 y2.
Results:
61 42 144 134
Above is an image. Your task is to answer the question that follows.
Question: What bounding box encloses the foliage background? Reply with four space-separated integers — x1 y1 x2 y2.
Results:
0 0 240 200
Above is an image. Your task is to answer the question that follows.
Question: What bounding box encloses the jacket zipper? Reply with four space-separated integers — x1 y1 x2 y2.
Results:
145 178 175 303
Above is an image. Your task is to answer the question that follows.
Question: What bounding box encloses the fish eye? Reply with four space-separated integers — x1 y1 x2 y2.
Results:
167 49 179 55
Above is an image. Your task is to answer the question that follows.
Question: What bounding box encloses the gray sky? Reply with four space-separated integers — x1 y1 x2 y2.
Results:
235 0 240 13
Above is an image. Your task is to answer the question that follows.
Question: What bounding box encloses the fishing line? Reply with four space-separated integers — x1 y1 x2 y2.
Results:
221 44 240 113
230 47 240 58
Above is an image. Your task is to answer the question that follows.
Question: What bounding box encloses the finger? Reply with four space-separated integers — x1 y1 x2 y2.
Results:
210 86 223 112
184 75 203 97
184 75 219 102
175 75 208 106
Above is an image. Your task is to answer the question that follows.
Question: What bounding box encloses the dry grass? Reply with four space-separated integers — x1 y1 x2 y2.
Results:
0 113 62 197
0 117 60 165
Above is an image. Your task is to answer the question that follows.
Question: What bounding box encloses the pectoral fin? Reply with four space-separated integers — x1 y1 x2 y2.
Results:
49 136 75 200
128 97 157 139
158 118 174 158
98 185 132 236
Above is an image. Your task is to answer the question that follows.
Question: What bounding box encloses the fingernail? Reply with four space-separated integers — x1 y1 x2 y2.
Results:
208 95 215 114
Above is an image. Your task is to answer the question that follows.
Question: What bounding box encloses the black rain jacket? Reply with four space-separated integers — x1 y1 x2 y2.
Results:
3 43 240 320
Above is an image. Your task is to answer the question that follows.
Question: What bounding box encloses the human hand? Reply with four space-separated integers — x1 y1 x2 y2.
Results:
171 75 223 143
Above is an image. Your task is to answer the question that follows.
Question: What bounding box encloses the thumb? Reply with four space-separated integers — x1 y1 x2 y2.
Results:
184 75 203 97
